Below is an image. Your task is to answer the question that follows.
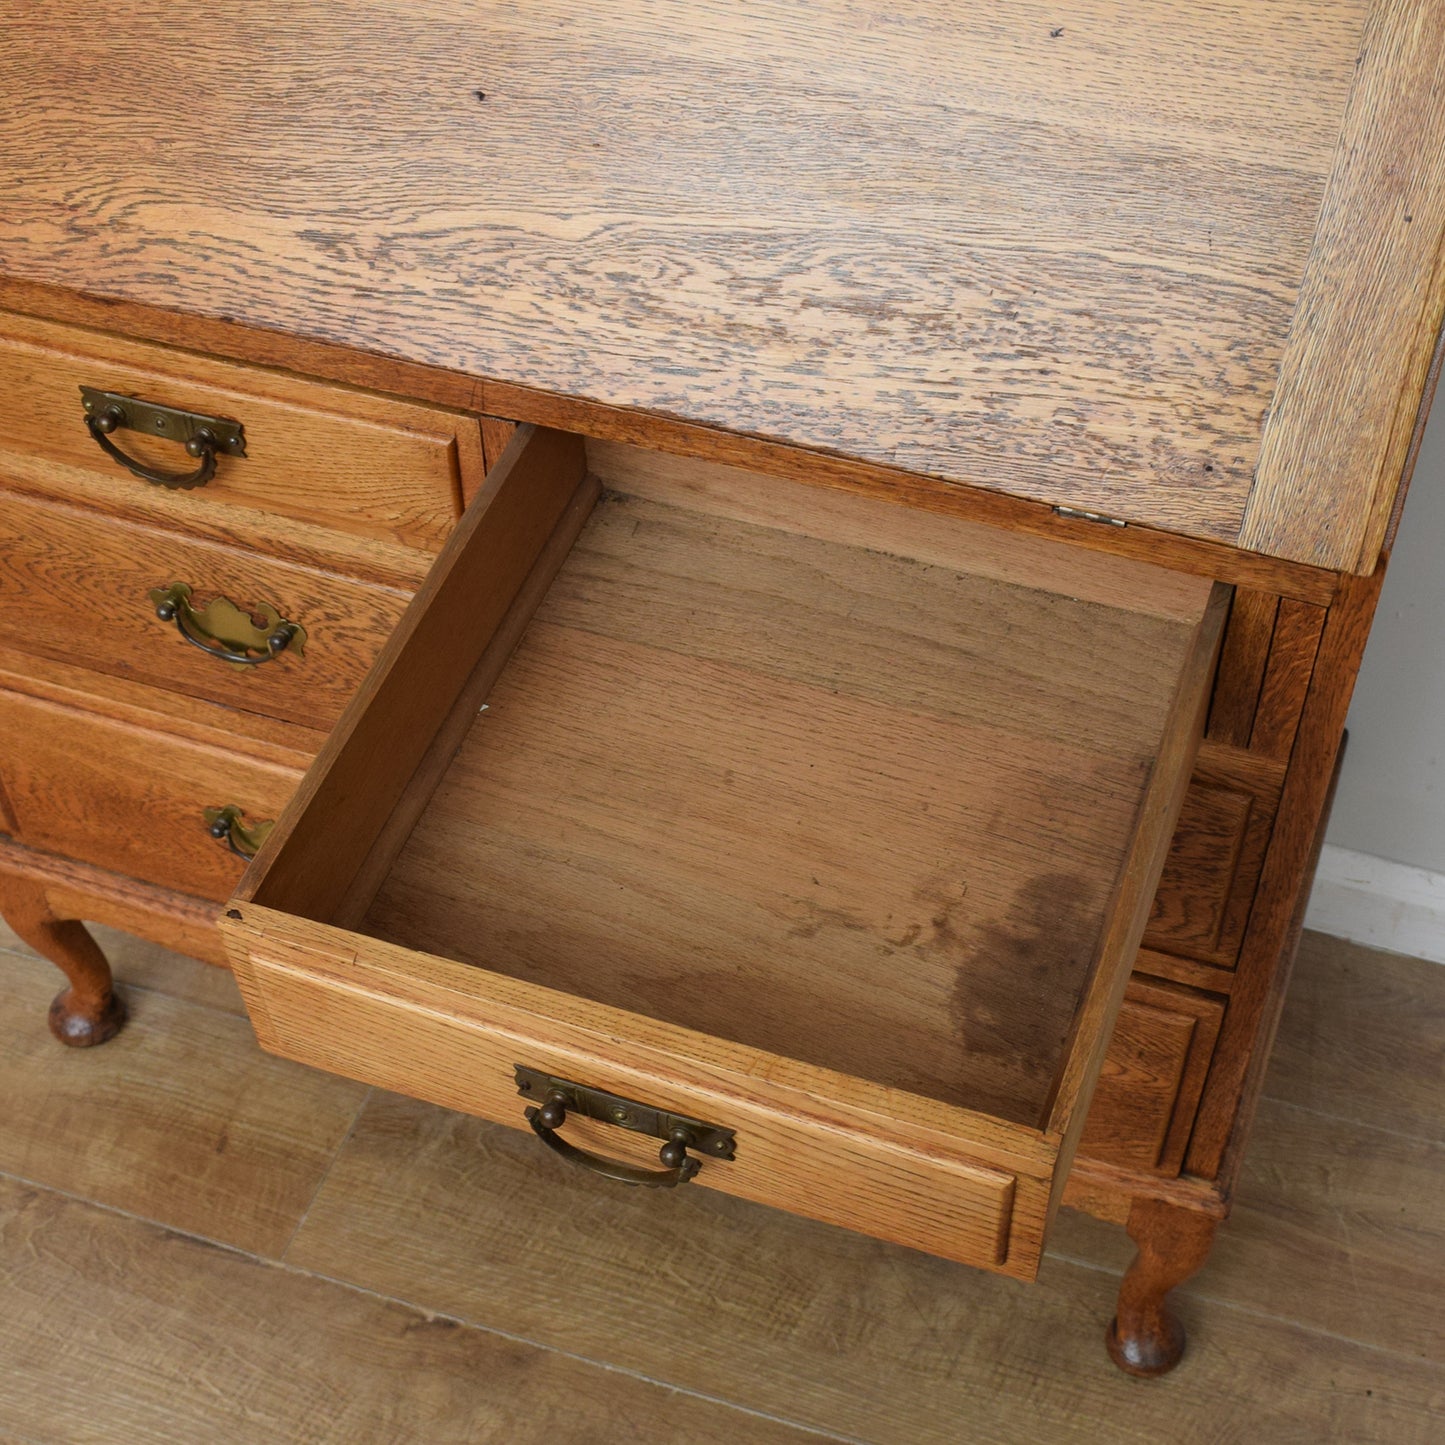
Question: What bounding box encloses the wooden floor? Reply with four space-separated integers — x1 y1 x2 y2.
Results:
0 926 1440 1444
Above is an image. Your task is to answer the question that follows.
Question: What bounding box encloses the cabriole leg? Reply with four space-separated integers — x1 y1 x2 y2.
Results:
1106 1198 1218 1377
0 870 126 1047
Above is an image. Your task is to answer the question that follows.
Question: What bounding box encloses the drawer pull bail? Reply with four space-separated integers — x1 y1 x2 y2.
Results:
203 805 274 861
514 1065 736 1189
80 386 246 490
148 583 306 668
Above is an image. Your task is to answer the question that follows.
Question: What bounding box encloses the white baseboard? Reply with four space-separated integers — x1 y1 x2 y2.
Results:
1304 844 1445 963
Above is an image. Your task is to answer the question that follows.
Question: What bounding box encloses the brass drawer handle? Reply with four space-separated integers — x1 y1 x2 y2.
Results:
149 583 306 668
80 387 246 491
204 805 274 861
514 1065 736 1189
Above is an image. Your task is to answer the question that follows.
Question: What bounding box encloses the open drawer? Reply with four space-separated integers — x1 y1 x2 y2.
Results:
220 426 1227 1281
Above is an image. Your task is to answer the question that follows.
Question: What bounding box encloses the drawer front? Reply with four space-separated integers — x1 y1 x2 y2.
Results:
0 687 302 902
1076 975 1225 1174
0 310 473 553
0 488 410 730
230 922 1047 1278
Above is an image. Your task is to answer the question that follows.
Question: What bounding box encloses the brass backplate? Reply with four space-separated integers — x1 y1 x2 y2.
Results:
80 387 247 456
148 582 306 666
513 1066 737 1160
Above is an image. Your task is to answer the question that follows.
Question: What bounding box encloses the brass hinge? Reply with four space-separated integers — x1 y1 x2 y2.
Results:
1052 505 1128 528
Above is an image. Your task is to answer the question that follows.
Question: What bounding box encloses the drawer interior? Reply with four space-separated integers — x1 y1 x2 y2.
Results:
224 426 1226 1272
362 464 1198 1126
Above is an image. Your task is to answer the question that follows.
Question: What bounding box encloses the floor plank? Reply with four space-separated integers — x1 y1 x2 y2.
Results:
3 921 1443 1440
0 1177 827 1445
1210 1100 1445 1362
286 1092 1445 1445
1266 931 1444 1141
0 949 364 1256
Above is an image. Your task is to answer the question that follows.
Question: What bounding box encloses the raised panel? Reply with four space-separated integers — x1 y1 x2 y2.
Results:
1144 741 1286 969
1078 976 1226 1174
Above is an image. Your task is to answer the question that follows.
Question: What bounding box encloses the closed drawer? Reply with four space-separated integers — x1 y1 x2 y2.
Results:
1076 975 1225 1174
0 684 303 902
222 428 1227 1280
0 310 478 553
0 488 410 730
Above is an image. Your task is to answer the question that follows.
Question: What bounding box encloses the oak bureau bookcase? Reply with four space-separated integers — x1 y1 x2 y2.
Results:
0 0 1440 1377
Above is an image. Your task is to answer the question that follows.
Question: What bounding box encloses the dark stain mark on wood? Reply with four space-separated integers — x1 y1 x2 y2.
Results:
951 872 1098 1121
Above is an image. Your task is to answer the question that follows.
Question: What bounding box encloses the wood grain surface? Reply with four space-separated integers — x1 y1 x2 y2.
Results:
0 640 326 770
1142 741 1287 970
1186 568 1385 1181
0 309 475 555
1248 600 1326 759
226 908 1055 1277
0 1180 822 1445
1 922 1438 1445
284 1084 1445 1444
0 270 1348 608
1 0 1421 569
223 441 1222 1275
0 835 233 967
1129 946 1237 999
228 908 1057 1175
1206 1098 1445 1361
1266 931 1444 1141
1206 589 1280 747
585 437 1212 623
0 488 411 731
1242 0 1445 570
1076 978 1224 1175
245 425 589 922
333 472 603 931
0 947 366 1255
0 436 441 595
363 483 1217 1127
0 686 301 903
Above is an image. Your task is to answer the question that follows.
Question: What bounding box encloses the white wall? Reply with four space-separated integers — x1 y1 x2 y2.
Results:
1328 398 1445 867
1305 393 1445 957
